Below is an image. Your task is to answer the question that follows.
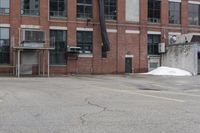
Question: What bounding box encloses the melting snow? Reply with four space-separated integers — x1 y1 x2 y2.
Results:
146 67 192 76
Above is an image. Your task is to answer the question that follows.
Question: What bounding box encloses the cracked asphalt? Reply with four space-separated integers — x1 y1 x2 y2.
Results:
0 74 200 133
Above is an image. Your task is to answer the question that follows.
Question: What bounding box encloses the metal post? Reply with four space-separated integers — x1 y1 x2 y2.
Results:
38 51 40 76
17 50 20 78
47 50 50 77
42 50 45 76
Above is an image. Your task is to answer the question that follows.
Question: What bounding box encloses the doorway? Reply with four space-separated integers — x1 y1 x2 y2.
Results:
125 57 132 73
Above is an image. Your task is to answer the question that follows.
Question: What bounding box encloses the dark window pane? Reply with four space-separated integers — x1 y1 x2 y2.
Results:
104 0 117 20
77 0 92 19
148 0 161 23
169 2 181 24
0 0 10 14
77 31 93 54
50 30 67 65
50 0 67 17
148 34 161 55
0 27 10 64
21 0 39 16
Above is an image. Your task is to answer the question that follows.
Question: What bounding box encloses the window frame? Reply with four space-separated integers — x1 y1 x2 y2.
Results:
0 0 10 15
188 4 200 26
168 2 181 24
21 0 40 16
0 27 10 65
50 30 67 65
147 34 161 55
49 0 67 18
104 0 117 20
77 31 93 54
148 0 161 23
77 0 93 19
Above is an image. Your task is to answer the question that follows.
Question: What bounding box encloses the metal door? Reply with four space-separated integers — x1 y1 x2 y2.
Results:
125 58 132 73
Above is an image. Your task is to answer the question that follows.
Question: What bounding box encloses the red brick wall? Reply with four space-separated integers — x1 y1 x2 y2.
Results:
0 0 200 75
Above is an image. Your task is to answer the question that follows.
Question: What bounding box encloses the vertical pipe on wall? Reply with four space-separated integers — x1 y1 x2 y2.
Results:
98 0 110 57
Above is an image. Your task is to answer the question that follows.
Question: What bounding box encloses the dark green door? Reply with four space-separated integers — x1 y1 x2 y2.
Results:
125 58 132 73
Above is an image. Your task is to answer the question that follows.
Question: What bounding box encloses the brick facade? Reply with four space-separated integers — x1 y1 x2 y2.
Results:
0 0 200 75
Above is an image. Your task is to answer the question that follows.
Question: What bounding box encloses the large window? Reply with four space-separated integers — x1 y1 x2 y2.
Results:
188 4 200 25
77 0 92 19
0 0 10 15
21 0 39 16
0 28 10 64
50 30 67 65
104 0 117 20
169 2 181 24
50 0 67 17
148 0 161 23
148 34 160 55
77 31 93 54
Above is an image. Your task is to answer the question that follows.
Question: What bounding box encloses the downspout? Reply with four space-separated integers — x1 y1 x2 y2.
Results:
98 0 110 58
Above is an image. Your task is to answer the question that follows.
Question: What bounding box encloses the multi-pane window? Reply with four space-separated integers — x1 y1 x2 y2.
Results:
148 0 161 23
0 28 10 64
169 2 181 24
148 34 161 55
77 0 92 19
0 0 10 15
21 0 39 16
104 0 117 20
50 30 67 65
188 4 200 25
77 31 93 54
50 0 67 17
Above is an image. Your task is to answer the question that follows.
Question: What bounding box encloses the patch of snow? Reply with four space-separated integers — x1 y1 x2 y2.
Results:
146 67 192 76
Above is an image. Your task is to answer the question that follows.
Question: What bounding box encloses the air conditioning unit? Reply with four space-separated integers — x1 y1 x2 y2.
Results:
67 46 81 53
158 43 165 53
169 33 200 44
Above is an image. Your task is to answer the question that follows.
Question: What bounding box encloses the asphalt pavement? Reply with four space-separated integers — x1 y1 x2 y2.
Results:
0 74 200 133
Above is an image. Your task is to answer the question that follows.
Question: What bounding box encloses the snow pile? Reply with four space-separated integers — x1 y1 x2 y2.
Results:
147 67 192 76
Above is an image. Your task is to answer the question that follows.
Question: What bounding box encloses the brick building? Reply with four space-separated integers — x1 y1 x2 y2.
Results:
0 0 200 76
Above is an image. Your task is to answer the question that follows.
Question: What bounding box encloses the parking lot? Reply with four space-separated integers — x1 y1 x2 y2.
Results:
0 74 200 133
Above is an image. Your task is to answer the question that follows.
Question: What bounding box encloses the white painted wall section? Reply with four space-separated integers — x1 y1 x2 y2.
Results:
126 0 140 22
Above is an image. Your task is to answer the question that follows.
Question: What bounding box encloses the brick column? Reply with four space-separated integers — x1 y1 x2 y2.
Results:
181 0 189 34
139 0 148 72
67 0 77 73
10 0 21 67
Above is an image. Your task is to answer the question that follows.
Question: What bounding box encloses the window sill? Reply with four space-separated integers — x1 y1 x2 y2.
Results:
21 15 39 17
50 16 67 20
78 54 93 58
0 65 14 68
50 65 67 67
0 14 10 16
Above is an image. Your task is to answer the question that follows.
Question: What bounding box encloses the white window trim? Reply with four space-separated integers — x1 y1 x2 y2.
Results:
147 31 161 35
50 26 68 30
125 55 134 58
168 0 181 2
125 30 140 34
107 29 117 33
21 25 40 29
0 24 10 27
76 27 93 31
78 54 93 58
168 32 181 35
188 1 200 4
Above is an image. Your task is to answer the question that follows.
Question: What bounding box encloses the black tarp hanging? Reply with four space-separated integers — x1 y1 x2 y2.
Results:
98 0 110 57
